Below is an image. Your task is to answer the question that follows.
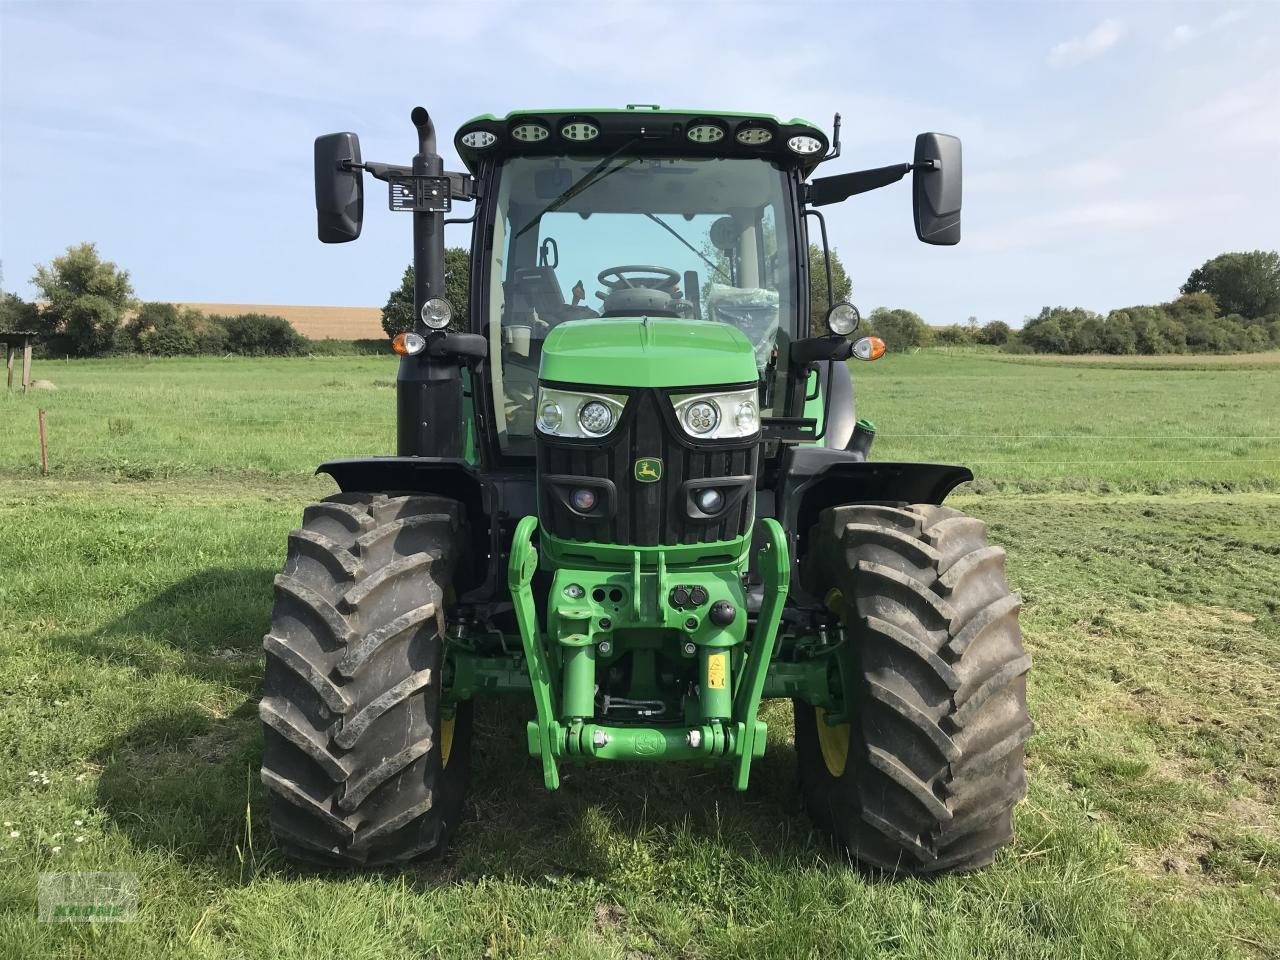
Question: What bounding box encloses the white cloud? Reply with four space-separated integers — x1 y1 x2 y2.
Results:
1165 24 1196 49
1048 19 1124 68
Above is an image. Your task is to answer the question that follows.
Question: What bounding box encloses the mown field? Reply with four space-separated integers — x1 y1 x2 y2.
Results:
0 352 1277 959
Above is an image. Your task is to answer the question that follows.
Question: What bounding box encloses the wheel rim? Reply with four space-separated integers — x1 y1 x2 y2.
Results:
439 713 456 769
817 587 851 778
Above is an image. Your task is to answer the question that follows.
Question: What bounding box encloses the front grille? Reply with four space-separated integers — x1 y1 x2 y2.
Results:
537 389 757 546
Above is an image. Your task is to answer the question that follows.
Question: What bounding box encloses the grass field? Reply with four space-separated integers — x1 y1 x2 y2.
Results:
1 353 1278 958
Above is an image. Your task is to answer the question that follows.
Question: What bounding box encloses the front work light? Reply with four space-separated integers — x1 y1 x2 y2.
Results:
827 303 861 336
561 121 599 142
687 123 725 144
460 130 496 149
787 134 824 155
421 298 453 329
511 123 550 143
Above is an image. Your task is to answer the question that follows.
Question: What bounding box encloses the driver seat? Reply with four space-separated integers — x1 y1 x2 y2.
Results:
511 266 598 327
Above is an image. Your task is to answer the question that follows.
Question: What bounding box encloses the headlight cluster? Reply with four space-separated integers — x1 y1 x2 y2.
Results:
670 388 759 440
535 388 628 439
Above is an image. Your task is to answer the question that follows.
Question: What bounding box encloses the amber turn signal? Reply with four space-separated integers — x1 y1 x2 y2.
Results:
852 336 886 361
392 332 427 356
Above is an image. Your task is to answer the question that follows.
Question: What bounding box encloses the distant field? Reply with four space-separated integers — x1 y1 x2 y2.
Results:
0 351 1277 958
3 352 1278 492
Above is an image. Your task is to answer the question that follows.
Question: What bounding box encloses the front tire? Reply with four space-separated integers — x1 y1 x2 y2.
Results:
259 492 473 866
796 503 1032 873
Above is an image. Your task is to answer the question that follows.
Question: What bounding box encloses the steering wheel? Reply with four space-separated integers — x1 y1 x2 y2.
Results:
597 265 681 294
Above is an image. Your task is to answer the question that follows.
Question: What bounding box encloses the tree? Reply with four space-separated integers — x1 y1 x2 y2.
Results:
867 307 930 352
808 243 852 336
1182 250 1280 319
381 248 472 337
31 243 135 355
977 320 1011 345
0 292 39 335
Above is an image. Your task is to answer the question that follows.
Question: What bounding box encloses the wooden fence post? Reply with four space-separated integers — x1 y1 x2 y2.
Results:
38 408 49 477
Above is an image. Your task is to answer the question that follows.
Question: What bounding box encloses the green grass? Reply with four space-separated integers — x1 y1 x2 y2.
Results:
0 353 1277 958
3 351 1279 491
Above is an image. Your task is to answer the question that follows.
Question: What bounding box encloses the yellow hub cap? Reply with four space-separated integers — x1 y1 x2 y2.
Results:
815 707 850 778
439 713 456 769
816 587 851 778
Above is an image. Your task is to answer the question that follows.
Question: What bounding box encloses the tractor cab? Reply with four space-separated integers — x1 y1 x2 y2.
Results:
455 109 828 460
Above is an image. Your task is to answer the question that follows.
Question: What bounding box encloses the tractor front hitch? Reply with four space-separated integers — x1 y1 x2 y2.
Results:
507 516 789 790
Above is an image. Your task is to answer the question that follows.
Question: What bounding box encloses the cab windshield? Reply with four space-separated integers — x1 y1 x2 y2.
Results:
484 154 799 455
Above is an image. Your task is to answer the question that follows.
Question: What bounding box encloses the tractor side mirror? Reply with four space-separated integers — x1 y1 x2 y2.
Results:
912 133 961 245
315 132 364 243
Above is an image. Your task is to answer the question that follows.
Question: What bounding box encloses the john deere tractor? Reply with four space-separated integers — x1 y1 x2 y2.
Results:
260 105 1031 873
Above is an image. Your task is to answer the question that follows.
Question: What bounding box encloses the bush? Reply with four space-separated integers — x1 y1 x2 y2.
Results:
216 313 307 356
0 292 40 334
933 324 976 346
124 302 203 356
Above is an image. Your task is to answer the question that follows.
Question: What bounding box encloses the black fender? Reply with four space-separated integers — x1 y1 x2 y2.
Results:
316 457 535 605
776 447 972 541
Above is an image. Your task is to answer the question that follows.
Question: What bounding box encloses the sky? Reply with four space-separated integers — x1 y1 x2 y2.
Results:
1 0 1277 327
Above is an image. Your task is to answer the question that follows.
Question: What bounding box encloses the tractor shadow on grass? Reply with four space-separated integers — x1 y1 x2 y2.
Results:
84 567 274 878
87 568 833 883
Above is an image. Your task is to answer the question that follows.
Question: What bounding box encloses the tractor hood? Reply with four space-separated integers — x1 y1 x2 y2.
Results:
540 318 759 388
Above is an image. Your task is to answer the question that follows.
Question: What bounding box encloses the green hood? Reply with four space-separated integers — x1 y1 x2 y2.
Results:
540 318 758 388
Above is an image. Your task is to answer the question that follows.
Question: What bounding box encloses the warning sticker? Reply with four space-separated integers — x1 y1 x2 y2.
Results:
706 652 727 690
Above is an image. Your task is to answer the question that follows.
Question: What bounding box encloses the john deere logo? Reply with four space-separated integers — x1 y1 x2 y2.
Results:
634 458 662 483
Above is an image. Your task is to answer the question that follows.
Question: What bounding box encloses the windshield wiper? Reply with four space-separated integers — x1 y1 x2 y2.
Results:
514 140 640 239
643 213 732 284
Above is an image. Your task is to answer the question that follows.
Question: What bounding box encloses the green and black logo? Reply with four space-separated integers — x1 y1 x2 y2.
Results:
634 458 662 483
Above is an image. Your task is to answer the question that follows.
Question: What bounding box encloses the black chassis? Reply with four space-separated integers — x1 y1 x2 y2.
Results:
317 453 972 621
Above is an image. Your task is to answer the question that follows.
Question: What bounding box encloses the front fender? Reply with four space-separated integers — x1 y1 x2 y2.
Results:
776 447 973 538
316 457 535 606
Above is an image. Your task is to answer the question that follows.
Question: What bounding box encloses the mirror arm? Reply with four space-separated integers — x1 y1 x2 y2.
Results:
806 162 913 207
339 160 479 200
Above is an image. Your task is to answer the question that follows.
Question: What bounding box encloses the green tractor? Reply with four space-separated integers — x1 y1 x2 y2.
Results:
260 105 1031 873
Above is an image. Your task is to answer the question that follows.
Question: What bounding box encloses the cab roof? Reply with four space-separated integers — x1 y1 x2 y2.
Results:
454 106 831 176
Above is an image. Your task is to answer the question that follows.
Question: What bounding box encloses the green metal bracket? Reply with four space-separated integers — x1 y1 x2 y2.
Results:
508 516 561 789
731 517 790 790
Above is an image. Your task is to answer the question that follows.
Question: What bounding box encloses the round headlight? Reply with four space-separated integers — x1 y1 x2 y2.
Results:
683 400 720 435
827 303 860 336
538 401 563 432
421 298 453 329
734 400 758 431
570 488 597 512
578 400 615 435
696 488 724 513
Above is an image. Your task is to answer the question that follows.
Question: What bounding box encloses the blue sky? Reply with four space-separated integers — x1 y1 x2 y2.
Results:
1 1 1277 326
